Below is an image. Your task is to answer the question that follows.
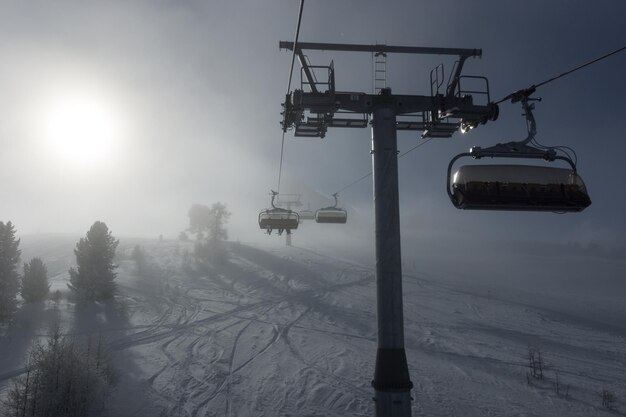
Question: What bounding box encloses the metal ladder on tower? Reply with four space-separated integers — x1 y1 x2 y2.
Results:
373 51 387 94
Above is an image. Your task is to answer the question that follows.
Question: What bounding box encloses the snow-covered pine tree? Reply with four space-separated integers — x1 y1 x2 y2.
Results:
0 221 21 324
68 221 119 300
21 257 50 303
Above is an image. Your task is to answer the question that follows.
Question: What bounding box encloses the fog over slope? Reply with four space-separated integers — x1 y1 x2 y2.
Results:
2 237 626 416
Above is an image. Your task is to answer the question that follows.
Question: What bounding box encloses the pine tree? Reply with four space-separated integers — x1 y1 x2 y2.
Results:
131 245 148 277
189 203 231 264
188 202 230 241
0 221 21 324
207 202 231 243
68 221 119 301
188 204 212 240
21 258 50 303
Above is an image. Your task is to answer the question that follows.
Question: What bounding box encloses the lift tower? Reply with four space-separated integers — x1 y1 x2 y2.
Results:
280 41 498 417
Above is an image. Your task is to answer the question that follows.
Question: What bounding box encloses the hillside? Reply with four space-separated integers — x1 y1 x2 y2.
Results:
1 237 625 416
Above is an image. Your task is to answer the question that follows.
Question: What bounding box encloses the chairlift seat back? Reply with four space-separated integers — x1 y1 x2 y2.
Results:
315 208 348 223
451 164 591 212
299 210 315 220
258 209 300 230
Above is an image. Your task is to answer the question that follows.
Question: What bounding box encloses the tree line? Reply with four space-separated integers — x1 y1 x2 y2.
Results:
0 220 119 327
1 206 230 416
0 221 51 325
1 220 120 416
1 202 231 326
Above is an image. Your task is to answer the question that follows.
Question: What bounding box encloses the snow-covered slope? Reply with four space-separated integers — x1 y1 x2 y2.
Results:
1 237 625 416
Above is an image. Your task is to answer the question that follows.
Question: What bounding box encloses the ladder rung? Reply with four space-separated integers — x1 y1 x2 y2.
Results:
373 54 387 95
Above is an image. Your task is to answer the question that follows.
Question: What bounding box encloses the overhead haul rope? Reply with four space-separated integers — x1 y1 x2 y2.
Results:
333 137 435 195
277 0 305 194
496 44 626 104
489 43 626 169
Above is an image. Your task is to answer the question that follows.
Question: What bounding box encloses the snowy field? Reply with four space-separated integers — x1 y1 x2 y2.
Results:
1 236 626 417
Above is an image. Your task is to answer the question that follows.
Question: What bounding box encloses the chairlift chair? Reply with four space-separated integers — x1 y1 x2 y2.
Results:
298 209 315 220
315 193 348 223
258 191 300 235
447 94 591 212
450 164 591 211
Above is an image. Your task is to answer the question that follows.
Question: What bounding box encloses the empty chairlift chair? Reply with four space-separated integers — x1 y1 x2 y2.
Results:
447 95 591 212
258 191 300 235
298 203 315 221
450 164 591 211
298 209 315 221
315 193 348 224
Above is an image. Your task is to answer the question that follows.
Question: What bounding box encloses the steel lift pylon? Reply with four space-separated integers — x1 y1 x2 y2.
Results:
280 41 498 417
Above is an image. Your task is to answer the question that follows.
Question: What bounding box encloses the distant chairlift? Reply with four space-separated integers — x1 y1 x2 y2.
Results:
258 191 300 235
298 205 315 221
447 92 591 212
315 193 348 223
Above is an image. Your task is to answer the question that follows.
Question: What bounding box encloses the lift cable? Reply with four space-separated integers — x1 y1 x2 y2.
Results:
333 137 434 195
495 44 626 104
399 137 434 159
286 0 305 96
276 135 287 194
277 0 305 194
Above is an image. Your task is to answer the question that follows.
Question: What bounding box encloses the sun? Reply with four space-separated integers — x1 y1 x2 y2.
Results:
40 92 123 169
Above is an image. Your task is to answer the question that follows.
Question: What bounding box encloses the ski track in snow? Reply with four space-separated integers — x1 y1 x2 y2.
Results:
2 240 626 417
104 242 377 417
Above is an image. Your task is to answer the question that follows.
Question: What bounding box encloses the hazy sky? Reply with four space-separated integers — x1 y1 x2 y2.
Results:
1 1 625 255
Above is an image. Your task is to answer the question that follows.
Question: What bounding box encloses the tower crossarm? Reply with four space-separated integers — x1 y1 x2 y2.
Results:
285 90 499 137
280 40 498 138
279 41 481 59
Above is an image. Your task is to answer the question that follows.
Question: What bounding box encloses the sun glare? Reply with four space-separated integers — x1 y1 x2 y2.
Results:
40 93 123 169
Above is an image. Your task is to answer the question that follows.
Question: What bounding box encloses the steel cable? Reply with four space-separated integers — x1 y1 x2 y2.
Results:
277 0 305 193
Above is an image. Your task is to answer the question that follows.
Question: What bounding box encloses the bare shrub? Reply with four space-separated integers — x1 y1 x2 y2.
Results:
602 389 616 410
1 325 116 417
527 346 544 381
553 371 569 398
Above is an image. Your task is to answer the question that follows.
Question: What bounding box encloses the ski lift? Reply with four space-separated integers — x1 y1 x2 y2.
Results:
298 209 315 220
447 91 591 212
259 191 300 235
315 193 348 223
